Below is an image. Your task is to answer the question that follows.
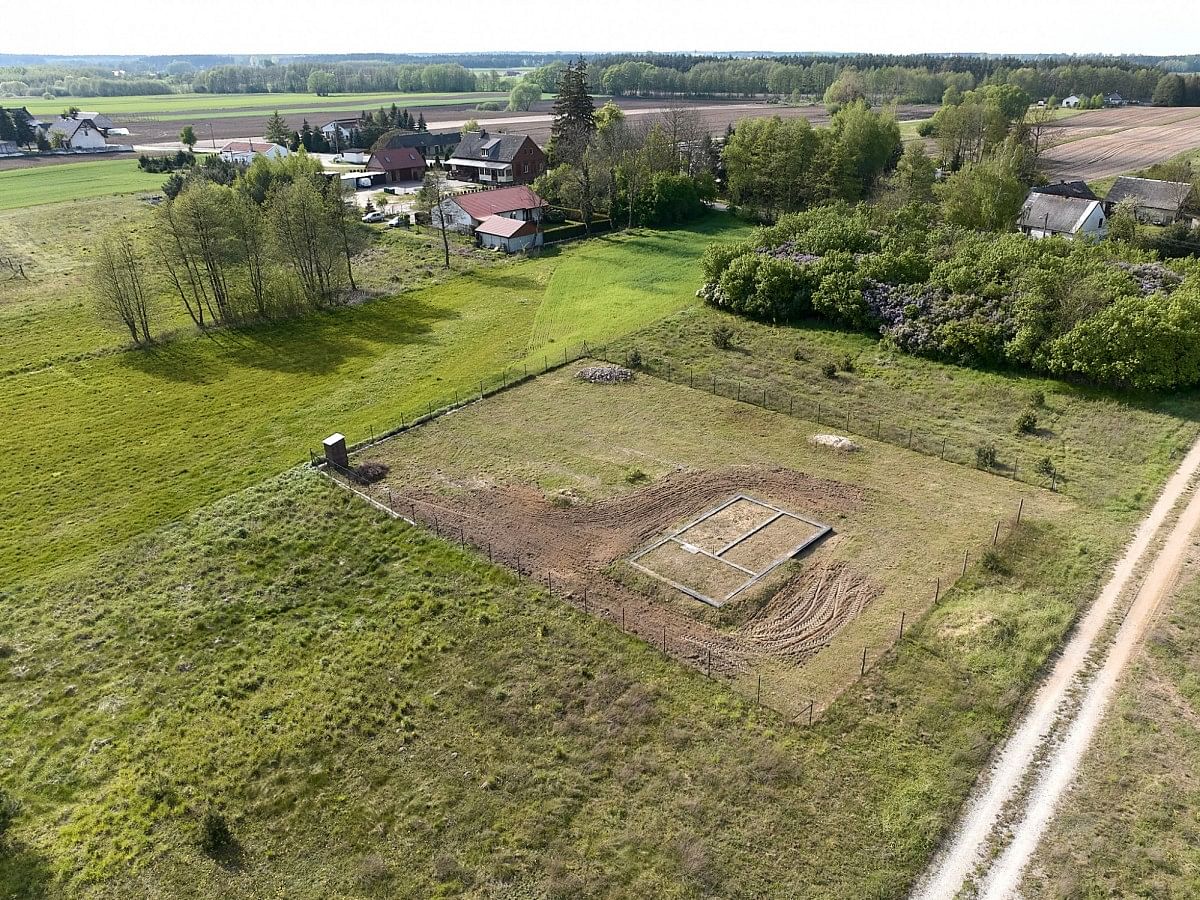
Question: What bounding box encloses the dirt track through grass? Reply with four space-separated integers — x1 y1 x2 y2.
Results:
913 433 1200 899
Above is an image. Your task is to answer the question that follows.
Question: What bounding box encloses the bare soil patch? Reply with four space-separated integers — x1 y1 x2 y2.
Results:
1041 107 1200 181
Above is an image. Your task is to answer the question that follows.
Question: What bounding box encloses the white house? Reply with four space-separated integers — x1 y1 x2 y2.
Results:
474 214 543 253
1017 192 1107 240
44 116 108 150
319 118 360 145
219 140 290 165
1061 95 1081 108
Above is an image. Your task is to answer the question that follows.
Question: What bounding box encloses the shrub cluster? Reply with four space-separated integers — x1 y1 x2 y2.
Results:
700 203 1200 390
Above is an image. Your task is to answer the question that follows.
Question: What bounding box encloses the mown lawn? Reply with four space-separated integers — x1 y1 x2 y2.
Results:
0 213 752 587
0 461 1129 899
0 160 165 211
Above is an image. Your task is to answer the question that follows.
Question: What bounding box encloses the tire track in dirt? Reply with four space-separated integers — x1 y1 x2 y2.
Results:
911 435 1200 900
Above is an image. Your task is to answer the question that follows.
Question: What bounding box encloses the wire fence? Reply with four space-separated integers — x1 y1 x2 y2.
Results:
589 347 1064 493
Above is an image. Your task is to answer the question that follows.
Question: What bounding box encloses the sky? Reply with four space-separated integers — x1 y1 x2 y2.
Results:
1 0 1194 58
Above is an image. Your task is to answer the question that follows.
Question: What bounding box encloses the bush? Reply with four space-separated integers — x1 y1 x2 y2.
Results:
1014 409 1038 434
198 810 234 857
792 347 807 361
975 443 997 468
1034 456 1055 477
980 548 1009 574
624 467 649 484
1029 388 1045 408
821 362 838 378
627 348 642 369
475 101 503 111
840 354 856 373
711 323 736 350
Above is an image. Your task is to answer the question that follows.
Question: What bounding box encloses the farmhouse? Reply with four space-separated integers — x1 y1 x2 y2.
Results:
437 184 546 235
219 140 290 165
447 129 546 185
44 116 108 150
1105 175 1194 225
367 146 426 183
1018 191 1107 240
1061 95 1081 108
320 118 361 144
68 111 115 131
1104 93 1127 107
376 129 461 158
474 214 543 253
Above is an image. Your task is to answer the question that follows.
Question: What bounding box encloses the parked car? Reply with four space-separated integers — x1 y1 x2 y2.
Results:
361 211 386 223
385 215 409 228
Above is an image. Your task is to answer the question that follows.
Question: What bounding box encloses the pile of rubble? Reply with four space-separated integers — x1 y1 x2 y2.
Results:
575 365 634 384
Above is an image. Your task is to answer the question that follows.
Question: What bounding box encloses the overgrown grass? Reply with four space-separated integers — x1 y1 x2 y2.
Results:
0 211 751 587
614 305 1200 516
0 462 1121 898
1025 551 1200 898
0 159 164 210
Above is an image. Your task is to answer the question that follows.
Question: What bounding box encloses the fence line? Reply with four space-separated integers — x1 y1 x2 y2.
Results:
589 348 1063 493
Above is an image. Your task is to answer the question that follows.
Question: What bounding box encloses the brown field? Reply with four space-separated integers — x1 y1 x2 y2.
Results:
1041 106 1200 180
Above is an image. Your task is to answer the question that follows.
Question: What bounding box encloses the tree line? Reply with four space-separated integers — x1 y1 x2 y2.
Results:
191 62 478 95
92 153 366 346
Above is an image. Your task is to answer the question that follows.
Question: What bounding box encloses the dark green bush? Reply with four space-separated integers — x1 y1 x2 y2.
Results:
1015 409 1038 434
975 443 997 469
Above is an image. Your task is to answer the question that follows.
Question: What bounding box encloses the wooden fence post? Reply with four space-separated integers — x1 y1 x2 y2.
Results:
899 611 906 639
1017 498 1024 525
861 646 867 676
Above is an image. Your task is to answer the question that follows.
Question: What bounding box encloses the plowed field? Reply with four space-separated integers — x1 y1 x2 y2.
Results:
1041 107 1200 181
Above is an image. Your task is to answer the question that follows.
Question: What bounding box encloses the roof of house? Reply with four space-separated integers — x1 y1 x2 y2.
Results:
449 130 536 164
321 118 361 129
46 117 102 139
1018 192 1103 234
1106 176 1192 212
72 111 114 129
475 214 538 239
375 129 461 151
451 185 546 221
220 140 283 154
1031 180 1099 201
367 146 426 172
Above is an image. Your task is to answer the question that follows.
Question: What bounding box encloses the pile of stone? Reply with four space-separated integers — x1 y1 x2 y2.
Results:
810 433 861 452
575 365 634 384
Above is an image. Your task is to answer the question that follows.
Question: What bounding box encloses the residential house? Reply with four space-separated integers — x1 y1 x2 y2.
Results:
446 129 546 185
45 116 108 149
366 146 426 183
375 129 461 160
1105 175 1194 225
0 140 21 157
474 214 543 253
70 111 115 131
1018 191 1108 240
437 185 546 235
1030 180 1100 201
1104 93 1126 107
1061 95 1081 108
219 140 290 165
320 118 361 146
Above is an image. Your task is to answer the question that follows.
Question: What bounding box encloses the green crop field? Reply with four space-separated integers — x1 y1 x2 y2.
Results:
0 159 164 210
17 91 511 122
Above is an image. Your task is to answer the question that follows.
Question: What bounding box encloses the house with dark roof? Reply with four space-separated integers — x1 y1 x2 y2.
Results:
44 116 108 150
1018 191 1108 240
366 146 426 183
1105 176 1194 226
1031 180 1100 202
320 118 362 145
376 129 461 158
69 111 115 132
437 185 547 236
446 129 546 185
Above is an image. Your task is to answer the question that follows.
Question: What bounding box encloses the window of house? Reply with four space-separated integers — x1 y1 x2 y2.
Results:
523 163 529 174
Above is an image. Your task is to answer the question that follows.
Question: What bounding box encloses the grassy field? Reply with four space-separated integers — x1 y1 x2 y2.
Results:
17 92 510 121
1024 549 1200 898
0 213 751 588
0 447 1143 898
357 363 1060 709
0 159 164 210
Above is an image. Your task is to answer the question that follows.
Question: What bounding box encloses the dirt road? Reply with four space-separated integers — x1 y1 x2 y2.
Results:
912 435 1200 899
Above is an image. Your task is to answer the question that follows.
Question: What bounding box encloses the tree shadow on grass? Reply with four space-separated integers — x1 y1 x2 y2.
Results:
117 293 461 383
0 841 55 898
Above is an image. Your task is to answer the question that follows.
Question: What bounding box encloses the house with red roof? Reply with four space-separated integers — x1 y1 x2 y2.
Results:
474 215 543 253
438 185 547 237
366 146 426 183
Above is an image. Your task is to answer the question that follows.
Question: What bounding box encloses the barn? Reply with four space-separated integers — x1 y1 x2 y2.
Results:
474 214 543 253
366 146 427 184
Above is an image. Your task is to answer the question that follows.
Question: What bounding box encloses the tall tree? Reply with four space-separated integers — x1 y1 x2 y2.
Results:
91 232 154 345
265 110 291 147
268 177 345 306
550 59 596 162
416 171 451 268
179 125 197 150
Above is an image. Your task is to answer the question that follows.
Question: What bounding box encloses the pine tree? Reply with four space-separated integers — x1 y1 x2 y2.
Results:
417 112 427 132
265 111 291 146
